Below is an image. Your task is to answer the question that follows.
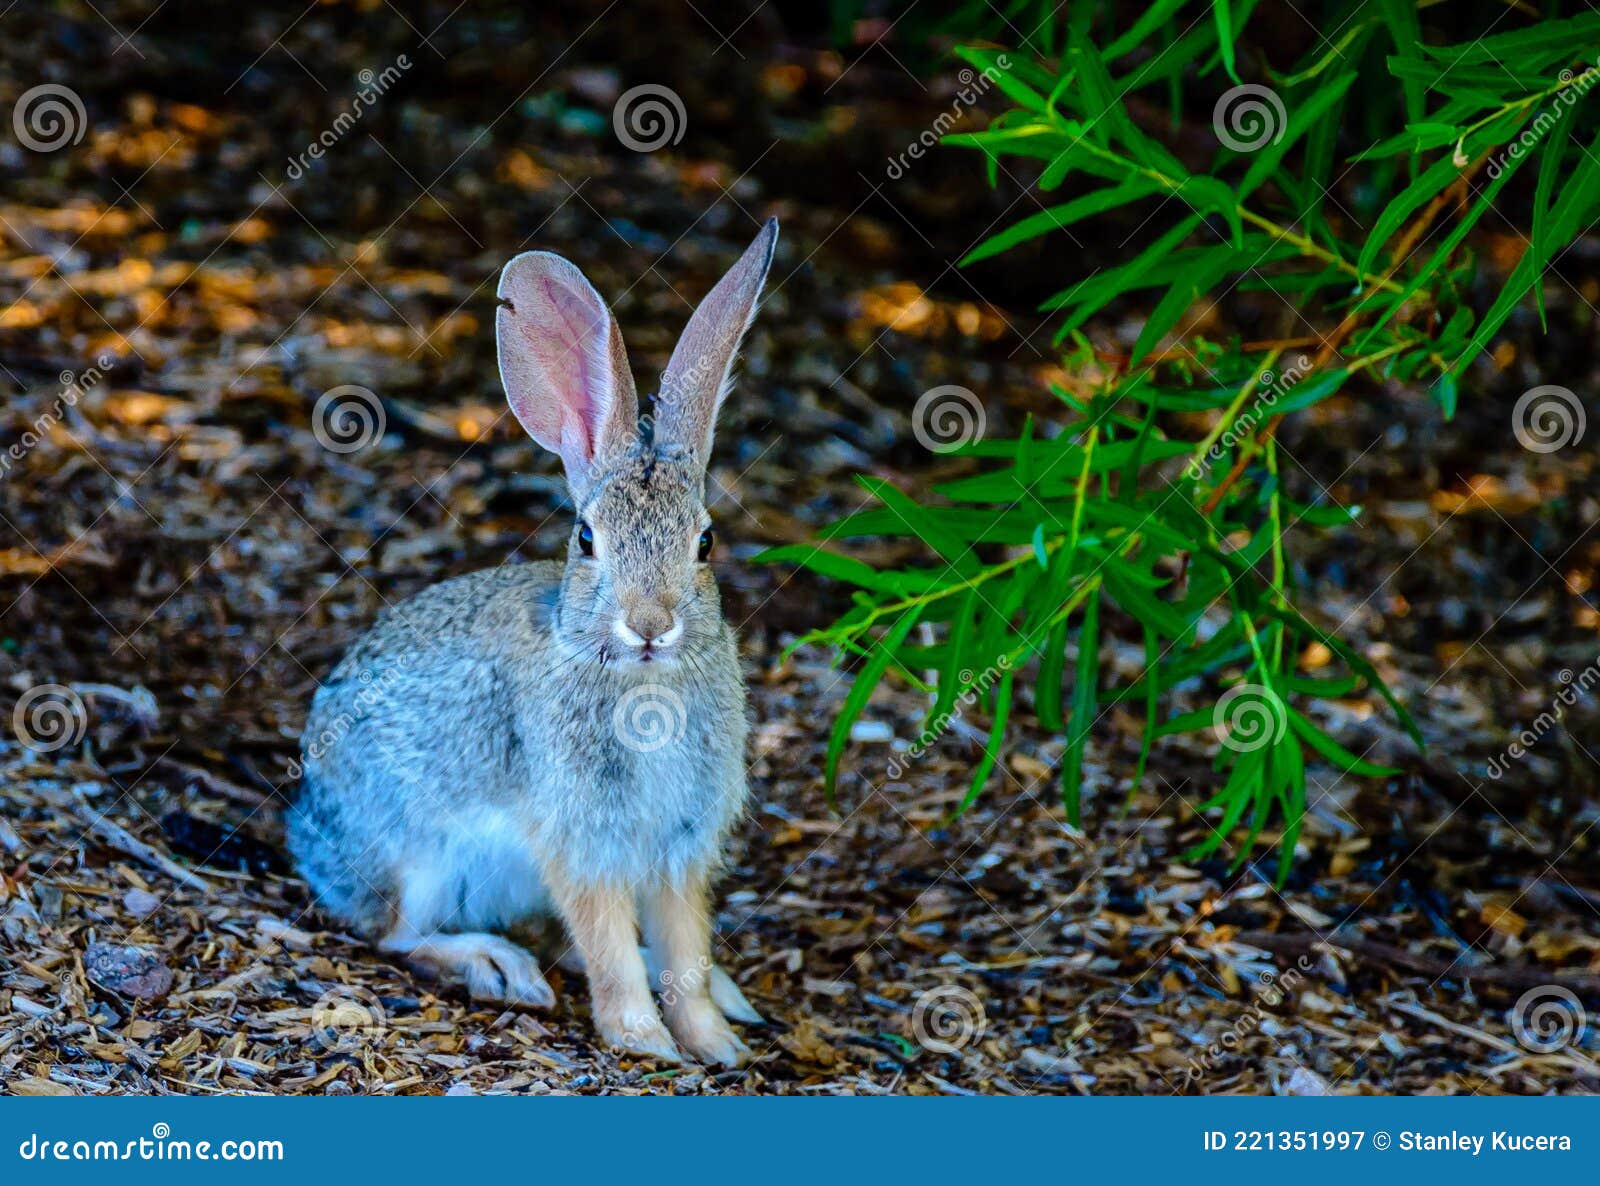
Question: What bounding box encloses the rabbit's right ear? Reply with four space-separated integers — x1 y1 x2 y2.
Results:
496 252 639 496
654 219 777 472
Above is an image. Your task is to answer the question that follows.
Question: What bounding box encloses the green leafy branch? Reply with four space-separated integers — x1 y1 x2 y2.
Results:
762 2 1600 879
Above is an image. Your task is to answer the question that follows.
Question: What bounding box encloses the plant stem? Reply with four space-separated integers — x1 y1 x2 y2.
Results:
1055 132 1408 298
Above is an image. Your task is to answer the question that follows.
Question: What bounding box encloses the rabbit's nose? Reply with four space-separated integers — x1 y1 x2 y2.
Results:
614 606 682 650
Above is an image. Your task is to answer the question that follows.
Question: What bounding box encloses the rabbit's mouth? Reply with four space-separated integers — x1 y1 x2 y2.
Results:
620 639 677 666
610 614 684 664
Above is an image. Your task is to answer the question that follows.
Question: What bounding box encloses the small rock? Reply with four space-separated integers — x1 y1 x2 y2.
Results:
1298 991 1340 1015
1283 1066 1330 1096
563 67 620 106
849 720 894 743
84 942 173 1000
445 1081 475 1096
122 888 161 917
1018 1047 1083 1075
35 883 63 921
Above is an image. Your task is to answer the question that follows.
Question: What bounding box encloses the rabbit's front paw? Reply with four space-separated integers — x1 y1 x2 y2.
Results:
667 999 752 1068
599 1009 682 1064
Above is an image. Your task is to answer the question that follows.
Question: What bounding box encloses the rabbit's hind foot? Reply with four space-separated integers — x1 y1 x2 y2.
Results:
382 927 555 1009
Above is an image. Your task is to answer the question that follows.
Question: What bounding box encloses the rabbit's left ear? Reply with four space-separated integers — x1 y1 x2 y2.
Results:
654 218 777 470
496 251 639 498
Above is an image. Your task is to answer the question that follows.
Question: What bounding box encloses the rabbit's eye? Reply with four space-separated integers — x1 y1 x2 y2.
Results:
697 528 715 562
577 522 595 556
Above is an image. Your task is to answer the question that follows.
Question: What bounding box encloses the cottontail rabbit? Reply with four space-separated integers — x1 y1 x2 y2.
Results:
288 221 778 1068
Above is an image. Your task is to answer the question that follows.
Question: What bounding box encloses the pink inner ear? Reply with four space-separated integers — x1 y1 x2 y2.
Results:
533 274 604 461
497 249 639 483
500 268 614 469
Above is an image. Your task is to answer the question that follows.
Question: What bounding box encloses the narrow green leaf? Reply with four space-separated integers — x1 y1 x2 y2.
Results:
931 587 980 725
1237 72 1357 200
1274 734 1305 887
753 545 948 594
1212 0 1240 84
1264 604 1421 744
1131 243 1239 363
951 666 1016 818
1123 623 1160 813
960 180 1159 265
1531 108 1577 331
824 609 923 804
1062 585 1101 826
1452 130 1600 372
1182 745 1266 862
1286 707 1400 778
1357 151 1470 278
857 475 979 576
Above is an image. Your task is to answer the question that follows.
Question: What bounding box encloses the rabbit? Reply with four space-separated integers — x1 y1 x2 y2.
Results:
287 219 779 1068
